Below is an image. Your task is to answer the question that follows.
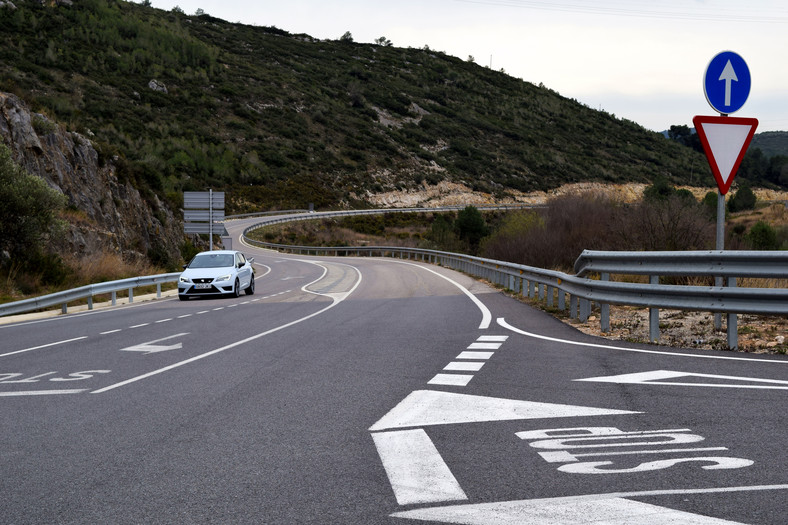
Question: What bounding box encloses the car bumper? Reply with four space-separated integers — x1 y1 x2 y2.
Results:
178 283 235 296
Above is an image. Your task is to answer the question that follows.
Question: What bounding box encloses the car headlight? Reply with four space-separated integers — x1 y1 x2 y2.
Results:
213 274 232 282
179 275 191 283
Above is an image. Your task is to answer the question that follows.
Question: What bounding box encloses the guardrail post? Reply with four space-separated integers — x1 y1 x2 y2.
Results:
714 276 723 330
529 281 536 299
128 287 134 304
111 291 117 306
649 275 659 343
88 296 93 310
570 295 578 319
600 273 610 333
558 289 566 311
61 303 67 314
727 277 738 350
539 283 545 301
157 283 162 299
579 298 590 322
546 286 554 308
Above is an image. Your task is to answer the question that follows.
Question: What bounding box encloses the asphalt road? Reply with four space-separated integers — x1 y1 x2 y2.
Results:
1 217 786 524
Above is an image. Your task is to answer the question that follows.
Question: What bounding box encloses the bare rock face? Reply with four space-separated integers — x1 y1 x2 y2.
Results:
0 92 182 265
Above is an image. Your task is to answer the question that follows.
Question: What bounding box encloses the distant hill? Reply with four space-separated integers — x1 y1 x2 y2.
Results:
751 131 788 158
0 0 720 213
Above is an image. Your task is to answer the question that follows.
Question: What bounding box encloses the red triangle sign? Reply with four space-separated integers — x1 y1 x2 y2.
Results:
693 115 758 195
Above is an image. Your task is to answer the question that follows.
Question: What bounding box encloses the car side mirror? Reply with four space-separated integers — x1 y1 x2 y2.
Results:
182 264 188 270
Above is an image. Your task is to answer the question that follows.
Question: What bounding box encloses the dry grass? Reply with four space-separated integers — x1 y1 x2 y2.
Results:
64 252 161 284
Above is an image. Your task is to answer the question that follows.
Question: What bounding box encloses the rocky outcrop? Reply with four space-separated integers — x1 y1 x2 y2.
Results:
0 92 183 265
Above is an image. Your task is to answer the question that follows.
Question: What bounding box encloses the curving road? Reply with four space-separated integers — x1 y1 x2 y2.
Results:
1 215 786 524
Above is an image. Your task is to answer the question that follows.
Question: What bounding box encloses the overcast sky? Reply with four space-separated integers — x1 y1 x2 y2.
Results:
150 0 788 133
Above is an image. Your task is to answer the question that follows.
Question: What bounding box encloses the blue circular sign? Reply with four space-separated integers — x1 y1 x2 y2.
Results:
704 51 751 114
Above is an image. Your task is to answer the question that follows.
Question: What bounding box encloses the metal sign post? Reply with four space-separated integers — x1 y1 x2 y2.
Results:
695 51 756 346
184 190 226 248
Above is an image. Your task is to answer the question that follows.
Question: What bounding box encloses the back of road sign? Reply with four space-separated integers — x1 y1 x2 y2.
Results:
693 115 758 195
703 51 751 114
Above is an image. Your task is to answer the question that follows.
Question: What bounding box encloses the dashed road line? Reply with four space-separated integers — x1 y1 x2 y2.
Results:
427 336 508 387
100 329 122 335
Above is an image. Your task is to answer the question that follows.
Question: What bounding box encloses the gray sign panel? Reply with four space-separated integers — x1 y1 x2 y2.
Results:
184 210 225 222
184 223 228 235
184 191 225 210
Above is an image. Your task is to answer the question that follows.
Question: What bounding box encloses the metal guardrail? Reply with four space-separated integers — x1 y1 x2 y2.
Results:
0 273 180 318
242 212 787 349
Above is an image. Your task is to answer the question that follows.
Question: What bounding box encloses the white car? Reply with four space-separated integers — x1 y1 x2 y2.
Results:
178 250 254 300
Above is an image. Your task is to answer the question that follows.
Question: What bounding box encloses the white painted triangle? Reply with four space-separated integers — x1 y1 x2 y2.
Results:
369 390 639 432
697 122 754 183
391 495 745 524
576 369 788 390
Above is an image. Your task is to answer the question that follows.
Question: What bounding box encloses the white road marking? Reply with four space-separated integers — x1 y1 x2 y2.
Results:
196 310 209 314
467 342 501 350
444 362 485 372
369 390 639 432
477 335 508 342
92 264 363 394
456 351 494 360
119 333 188 355
428 373 474 386
129 323 149 328
177 314 192 319
380 259 492 329
371 429 467 505
0 389 87 397
212 307 224 311
390 492 753 524
100 329 122 335
0 336 88 358
498 318 788 364
155 318 172 323
577 370 788 390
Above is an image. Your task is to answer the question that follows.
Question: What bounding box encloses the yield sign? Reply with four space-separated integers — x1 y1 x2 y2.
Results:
693 115 758 195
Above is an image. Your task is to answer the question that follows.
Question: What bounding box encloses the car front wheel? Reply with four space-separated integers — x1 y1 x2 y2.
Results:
233 278 241 298
245 277 255 295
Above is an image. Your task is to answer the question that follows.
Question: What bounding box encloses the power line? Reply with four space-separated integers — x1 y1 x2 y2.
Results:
453 0 788 24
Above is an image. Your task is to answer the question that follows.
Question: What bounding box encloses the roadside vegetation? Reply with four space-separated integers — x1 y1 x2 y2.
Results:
249 181 788 272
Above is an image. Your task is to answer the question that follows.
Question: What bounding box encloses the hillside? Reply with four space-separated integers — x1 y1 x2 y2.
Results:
0 0 717 215
751 131 788 159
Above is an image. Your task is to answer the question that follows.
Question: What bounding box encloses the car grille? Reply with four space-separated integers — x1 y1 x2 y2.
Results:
192 277 213 284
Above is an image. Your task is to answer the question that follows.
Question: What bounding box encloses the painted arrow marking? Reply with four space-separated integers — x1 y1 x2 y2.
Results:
369 390 640 432
370 390 639 505
390 486 788 524
120 333 188 355
575 370 788 390
719 59 738 107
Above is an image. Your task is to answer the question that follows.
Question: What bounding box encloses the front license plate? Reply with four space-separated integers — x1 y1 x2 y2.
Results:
195 283 211 289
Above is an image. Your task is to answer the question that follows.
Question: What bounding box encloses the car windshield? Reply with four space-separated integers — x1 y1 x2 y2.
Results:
189 254 234 269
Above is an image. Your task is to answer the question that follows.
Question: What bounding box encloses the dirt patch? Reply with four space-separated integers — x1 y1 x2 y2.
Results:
548 301 786 355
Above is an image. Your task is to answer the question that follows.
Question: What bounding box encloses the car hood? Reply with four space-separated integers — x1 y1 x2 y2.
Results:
181 267 235 280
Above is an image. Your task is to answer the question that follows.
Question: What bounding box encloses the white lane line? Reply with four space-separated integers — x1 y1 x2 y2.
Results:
0 389 87 396
498 318 788 364
456 351 494 360
467 342 501 350
444 361 485 372
428 374 474 386
177 314 192 319
477 335 508 342
155 318 172 323
0 336 88 358
100 329 122 335
212 307 224 311
228 304 238 308
92 263 363 394
371 429 468 505
379 259 492 329
196 310 209 315
129 323 149 328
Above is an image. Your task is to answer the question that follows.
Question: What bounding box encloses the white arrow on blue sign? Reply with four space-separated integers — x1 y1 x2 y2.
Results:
704 51 751 114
